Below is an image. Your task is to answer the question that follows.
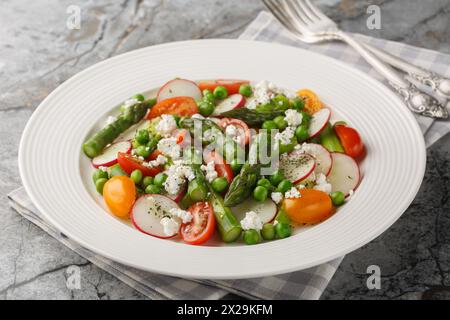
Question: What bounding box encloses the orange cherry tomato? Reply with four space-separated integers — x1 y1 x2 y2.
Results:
297 89 323 114
146 96 198 119
103 176 136 219
283 189 333 225
198 80 250 95
334 125 365 159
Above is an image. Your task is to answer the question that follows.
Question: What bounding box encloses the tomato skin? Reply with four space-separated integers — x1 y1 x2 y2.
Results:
198 80 249 95
218 118 251 146
103 176 136 219
334 125 365 159
117 152 161 177
181 202 216 245
146 97 198 119
283 189 333 224
297 89 323 114
204 151 234 184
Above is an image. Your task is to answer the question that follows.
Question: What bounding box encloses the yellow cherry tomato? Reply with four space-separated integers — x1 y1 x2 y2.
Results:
103 176 136 219
283 189 333 224
297 89 323 114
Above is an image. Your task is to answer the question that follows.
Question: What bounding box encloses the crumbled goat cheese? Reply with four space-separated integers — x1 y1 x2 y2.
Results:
169 208 193 224
240 211 264 231
149 155 168 167
157 137 181 160
99 166 108 172
313 173 332 194
225 124 243 145
285 187 301 199
274 127 295 145
201 161 218 183
203 128 223 142
156 115 177 138
271 192 283 204
284 109 303 127
163 162 195 195
246 80 297 109
160 217 180 237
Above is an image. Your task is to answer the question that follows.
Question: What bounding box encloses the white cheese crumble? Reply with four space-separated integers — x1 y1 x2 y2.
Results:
246 80 297 109
149 155 168 167
163 161 195 195
284 109 303 127
201 161 218 183
169 208 193 224
313 173 332 194
274 127 295 145
225 124 243 145
156 115 177 138
240 211 264 231
157 137 181 160
271 192 283 204
98 166 108 172
160 217 180 237
285 187 301 199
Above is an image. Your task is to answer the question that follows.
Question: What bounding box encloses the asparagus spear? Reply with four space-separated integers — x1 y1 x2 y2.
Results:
220 108 285 127
82 98 156 158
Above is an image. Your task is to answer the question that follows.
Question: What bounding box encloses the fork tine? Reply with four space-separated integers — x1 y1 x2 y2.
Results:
304 0 329 20
294 0 320 23
263 0 305 37
281 0 310 27
287 0 314 25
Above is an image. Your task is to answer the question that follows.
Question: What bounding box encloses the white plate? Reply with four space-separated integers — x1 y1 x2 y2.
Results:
19 40 426 279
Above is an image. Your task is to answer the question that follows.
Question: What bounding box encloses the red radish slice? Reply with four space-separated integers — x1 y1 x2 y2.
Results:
167 185 186 204
308 108 331 139
300 143 333 176
212 94 246 116
92 141 131 168
131 194 180 239
327 153 361 197
279 152 316 184
157 79 202 103
231 198 277 224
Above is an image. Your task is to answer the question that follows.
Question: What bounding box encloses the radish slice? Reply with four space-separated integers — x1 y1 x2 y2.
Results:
166 185 186 204
212 94 246 116
157 79 202 102
92 141 131 168
300 143 333 176
279 152 316 184
131 194 180 239
231 198 277 224
327 153 361 197
308 108 331 139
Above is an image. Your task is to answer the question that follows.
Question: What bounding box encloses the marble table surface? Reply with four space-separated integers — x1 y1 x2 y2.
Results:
1 0 449 300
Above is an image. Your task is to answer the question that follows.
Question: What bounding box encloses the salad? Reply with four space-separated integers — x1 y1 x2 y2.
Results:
82 79 365 245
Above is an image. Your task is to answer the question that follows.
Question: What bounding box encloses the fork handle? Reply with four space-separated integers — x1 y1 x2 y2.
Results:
334 30 448 119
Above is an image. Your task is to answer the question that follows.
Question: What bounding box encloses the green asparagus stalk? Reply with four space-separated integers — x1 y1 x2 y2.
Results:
220 108 285 127
82 98 156 158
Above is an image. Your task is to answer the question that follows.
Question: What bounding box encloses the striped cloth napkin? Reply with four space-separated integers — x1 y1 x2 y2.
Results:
8 11 450 300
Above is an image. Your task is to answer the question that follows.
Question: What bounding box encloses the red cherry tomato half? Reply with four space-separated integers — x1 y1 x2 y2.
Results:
204 151 234 184
117 152 162 177
198 80 250 95
334 125 365 159
181 202 216 245
146 96 198 119
218 118 251 146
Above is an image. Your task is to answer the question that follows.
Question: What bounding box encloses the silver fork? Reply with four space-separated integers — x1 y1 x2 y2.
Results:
263 0 448 119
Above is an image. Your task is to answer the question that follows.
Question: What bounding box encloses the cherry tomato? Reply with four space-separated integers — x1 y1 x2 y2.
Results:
218 118 251 146
297 89 323 114
146 97 198 119
204 151 234 184
334 125 365 159
148 149 162 161
181 202 216 245
103 176 136 219
117 152 162 177
283 189 333 224
198 80 250 95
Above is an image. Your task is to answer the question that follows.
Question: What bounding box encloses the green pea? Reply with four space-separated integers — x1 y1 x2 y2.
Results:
230 159 243 173
270 170 285 186
253 186 268 202
154 173 168 188
261 223 275 241
135 129 150 145
257 178 273 190
130 170 143 184
262 120 278 131
295 125 309 143
142 176 154 188
93 169 109 183
213 86 228 99
290 97 305 110
203 90 216 103
239 84 253 97
330 191 345 207
273 116 288 130
136 145 151 158
145 184 161 194
198 101 215 117
273 94 290 110
278 139 296 154
133 94 145 102
275 222 291 239
203 89 213 96
243 229 261 245
301 112 312 126
95 178 108 195
277 179 293 193
211 177 229 193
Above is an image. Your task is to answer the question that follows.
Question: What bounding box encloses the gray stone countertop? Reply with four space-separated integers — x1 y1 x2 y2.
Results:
1 0 449 300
